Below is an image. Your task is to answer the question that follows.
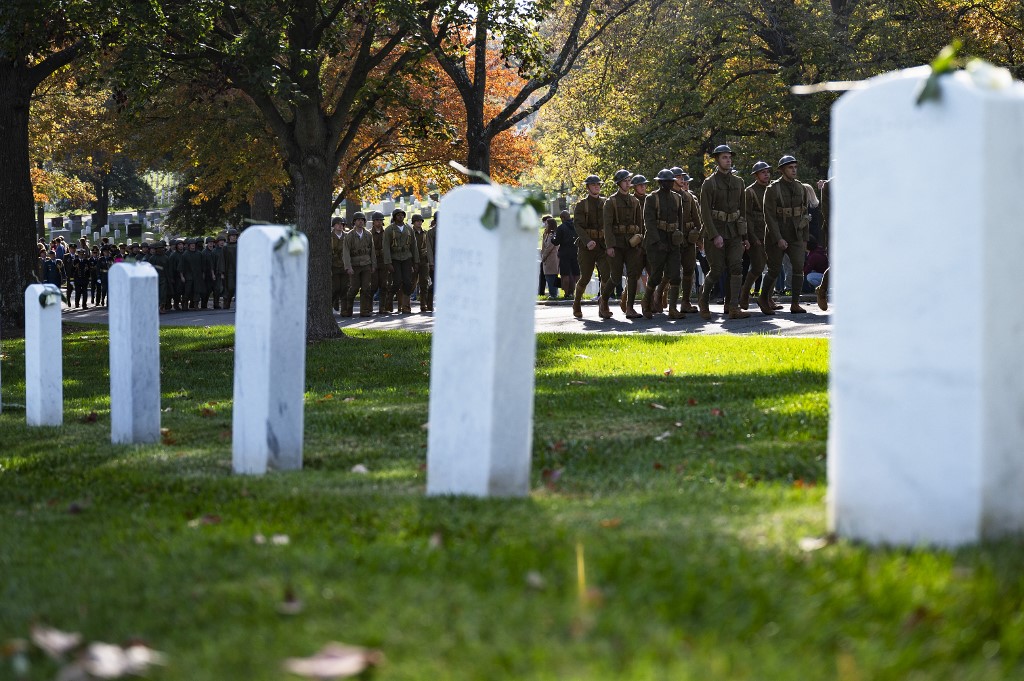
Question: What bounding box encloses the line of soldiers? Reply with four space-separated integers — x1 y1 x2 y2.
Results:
571 145 827 320
143 232 239 314
38 241 114 309
330 208 437 317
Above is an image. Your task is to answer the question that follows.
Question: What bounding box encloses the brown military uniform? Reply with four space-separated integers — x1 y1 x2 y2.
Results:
572 194 611 317
699 170 748 317
412 225 431 312
383 223 419 313
762 176 810 311
342 228 376 316
678 190 702 310
602 190 643 316
371 226 389 314
741 182 770 308
641 187 684 317
424 226 437 311
330 231 349 312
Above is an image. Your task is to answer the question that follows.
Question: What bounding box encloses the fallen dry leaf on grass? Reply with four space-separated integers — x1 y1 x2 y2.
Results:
711 407 724 417
342 397 356 403
283 643 383 679
599 518 622 529
574 354 591 359
649 403 667 410
199 407 216 417
428 532 444 550
57 642 166 681
187 514 221 528
654 431 672 442
541 468 563 488
663 368 673 376
350 464 369 474
687 397 698 406
30 625 81 659
525 570 547 590
798 535 836 552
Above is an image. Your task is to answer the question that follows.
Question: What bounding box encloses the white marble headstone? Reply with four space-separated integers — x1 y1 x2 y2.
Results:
109 263 161 444
24 284 63 426
427 186 538 497
115 229 121 240
828 66 1024 546
232 226 309 475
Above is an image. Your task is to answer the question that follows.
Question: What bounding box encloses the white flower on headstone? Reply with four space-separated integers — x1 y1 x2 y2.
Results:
966 59 1013 91
287 234 306 255
517 203 540 231
38 284 62 308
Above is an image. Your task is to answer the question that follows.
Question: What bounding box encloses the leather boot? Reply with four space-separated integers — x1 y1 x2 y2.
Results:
757 290 776 315
816 270 829 311
402 292 412 314
652 283 666 314
624 280 641 318
739 272 757 310
572 286 583 319
620 290 628 314
680 275 697 312
728 305 751 319
790 274 806 313
668 286 684 319
697 288 712 320
641 288 653 319
599 295 613 319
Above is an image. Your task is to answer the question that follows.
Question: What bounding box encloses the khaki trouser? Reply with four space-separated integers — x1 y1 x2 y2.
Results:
331 268 348 309
389 258 415 295
764 240 808 301
644 230 681 290
602 244 644 302
346 265 374 314
575 242 610 298
416 261 430 306
701 237 745 306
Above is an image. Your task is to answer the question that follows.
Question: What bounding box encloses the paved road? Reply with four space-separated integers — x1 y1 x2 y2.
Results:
63 298 831 337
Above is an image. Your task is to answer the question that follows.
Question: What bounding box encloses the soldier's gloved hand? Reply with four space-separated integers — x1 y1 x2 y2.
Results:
346 268 354 276
778 238 788 250
605 247 615 258
587 240 597 250
713 236 724 249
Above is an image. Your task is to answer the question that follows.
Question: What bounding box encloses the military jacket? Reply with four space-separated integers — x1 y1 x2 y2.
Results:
573 194 606 244
413 227 430 263
201 247 218 278
763 177 810 244
699 170 748 240
425 228 436 268
182 250 204 280
602 191 641 248
744 182 769 244
331 232 346 270
680 190 702 244
382 224 419 264
342 229 376 270
371 228 386 266
642 187 683 247
217 244 237 284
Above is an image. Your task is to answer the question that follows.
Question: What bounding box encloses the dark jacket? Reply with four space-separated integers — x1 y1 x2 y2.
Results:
552 219 578 258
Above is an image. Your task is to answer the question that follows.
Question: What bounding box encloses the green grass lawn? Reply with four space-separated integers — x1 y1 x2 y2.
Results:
1 328 1021 680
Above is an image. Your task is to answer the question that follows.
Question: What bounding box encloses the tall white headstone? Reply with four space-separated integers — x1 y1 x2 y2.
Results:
232 226 309 475
114 229 121 240
24 284 63 426
829 66 1024 546
427 185 538 497
109 263 161 444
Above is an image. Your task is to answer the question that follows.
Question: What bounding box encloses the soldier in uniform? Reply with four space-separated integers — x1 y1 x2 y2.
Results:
383 208 419 314
330 216 348 312
96 245 112 306
200 237 219 309
424 213 437 312
62 245 76 304
182 238 204 309
212 234 226 309
149 240 171 313
760 155 810 314
629 174 649 312
740 161 774 311
87 246 101 305
572 174 611 319
699 144 751 320
73 248 92 309
369 211 389 314
673 167 702 314
815 178 831 311
168 239 184 311
410 214 431 313
218 229 239 309
342 212 376 317
602 169 643 319
641 169 684 319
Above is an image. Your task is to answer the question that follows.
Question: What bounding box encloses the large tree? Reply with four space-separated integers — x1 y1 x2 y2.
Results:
131 0 446 340
0 0 111 327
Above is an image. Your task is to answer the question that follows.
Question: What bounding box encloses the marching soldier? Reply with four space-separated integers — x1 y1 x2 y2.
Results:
740 161 774 311
218 229 239 309
96 245 112 306
342 212 376 317
411 214 431 313
603 169 643 319
369 211 389 314
168 239 184 311
201 237 218 309
699 144 750 320
424 213 437 312
573 174 611 319
330 217 348 312
641 169 684 319
382 208 419 314
760 155 810 314
182 238 204 309
629 174 649 313
212 234 226 309
673 167 702 314
73 248 93 309
149 240 171 313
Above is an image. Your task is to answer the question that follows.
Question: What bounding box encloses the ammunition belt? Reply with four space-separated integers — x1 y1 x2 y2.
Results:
776 206 806 217
656 220 680 232
685 221 696 229
586 229 603 240
614 224 641 235
711 210 741 222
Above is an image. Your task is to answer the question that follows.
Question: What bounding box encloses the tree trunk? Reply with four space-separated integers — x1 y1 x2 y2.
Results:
250 189 275 222
0 63 40 329
290 153 342 341
464 94 491 179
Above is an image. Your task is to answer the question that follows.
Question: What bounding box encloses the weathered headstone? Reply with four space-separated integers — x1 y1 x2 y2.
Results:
50 216 64 230
68 215 83 231
92 231 100 242
51 228 71 243
381 200 395 217
232 226 309 475
127 223 143 238
114 229 122 240
828 65 1024 546
427 185 538 497
100 225 109 236
24 284 63 427
109 263 161 444
420 206 432 219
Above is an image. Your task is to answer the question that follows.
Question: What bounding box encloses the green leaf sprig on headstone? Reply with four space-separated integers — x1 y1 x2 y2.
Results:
916 40 963 105
449 161 546 231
